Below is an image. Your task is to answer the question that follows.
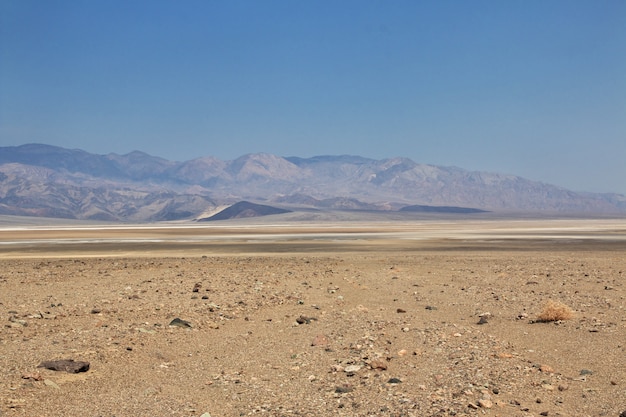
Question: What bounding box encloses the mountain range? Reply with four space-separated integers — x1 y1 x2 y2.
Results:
0 143 624 221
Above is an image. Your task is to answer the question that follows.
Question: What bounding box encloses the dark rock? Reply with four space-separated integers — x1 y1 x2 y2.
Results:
425 306 437 310
396 308 406 313
335 385 353 393
477 316 489 325
37 359 90 373
169 318 192 328
296 315 317 324
387 377 402 384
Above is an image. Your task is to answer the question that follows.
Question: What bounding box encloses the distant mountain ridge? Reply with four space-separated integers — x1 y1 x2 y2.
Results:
0 143 624 221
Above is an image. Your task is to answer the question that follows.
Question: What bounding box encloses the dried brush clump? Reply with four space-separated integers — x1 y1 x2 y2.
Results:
537 300 575 322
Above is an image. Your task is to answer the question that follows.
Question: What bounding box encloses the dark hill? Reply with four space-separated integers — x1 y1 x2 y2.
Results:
199 201 291 221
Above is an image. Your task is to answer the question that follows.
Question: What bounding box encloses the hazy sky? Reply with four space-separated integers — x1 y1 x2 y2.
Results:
1 1 625 194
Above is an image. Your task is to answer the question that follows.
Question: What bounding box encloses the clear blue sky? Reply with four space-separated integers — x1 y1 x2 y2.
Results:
1 1 625 194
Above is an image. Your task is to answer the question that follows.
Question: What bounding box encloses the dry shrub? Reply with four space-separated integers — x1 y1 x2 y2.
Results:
537 300 574 322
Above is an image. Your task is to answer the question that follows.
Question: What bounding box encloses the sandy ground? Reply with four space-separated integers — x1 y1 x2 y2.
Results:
0 219 625 416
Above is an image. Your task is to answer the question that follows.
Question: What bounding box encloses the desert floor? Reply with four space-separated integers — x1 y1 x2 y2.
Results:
0 218 625 416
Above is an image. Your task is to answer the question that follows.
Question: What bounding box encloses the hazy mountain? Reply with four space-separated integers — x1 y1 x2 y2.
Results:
1 143 624 221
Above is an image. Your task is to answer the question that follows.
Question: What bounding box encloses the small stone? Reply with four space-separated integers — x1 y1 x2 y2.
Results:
90 308 101 314
579 369 593 376
558 384 569 391
370 359 387 370
539 364 555 373
8 316 27 327
335 385 353 393
330 364 344 372
311 334 330 347
425 305 437 310
396 308 406 313
137 327 155 334
296 316 316 324
169 318 192 328
540 412 549 416
192 282 201 292
478 398 493 409
344 365 361 374
477 316 489 325
387 377 402 384
200 413 212 417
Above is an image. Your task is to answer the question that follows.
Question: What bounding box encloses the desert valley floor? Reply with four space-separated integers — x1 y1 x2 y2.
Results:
0 218 625 416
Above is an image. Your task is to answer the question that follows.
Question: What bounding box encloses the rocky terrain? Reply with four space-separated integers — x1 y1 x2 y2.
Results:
1 143 625 221
0 219 625 416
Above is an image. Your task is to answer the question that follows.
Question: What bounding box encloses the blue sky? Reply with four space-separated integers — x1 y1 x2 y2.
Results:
1 1 625 194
